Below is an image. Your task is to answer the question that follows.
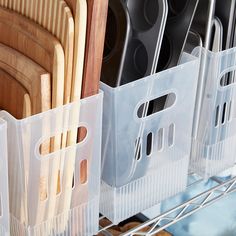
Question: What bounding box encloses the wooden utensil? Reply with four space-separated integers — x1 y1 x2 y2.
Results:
0 69 31 119
81 0 108 98
0 0 74 105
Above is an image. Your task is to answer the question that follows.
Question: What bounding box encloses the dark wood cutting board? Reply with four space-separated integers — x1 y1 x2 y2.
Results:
0 68 31 119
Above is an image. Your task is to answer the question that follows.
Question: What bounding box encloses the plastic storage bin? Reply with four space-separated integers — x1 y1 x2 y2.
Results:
191 47 236 178
0 92 103 236
100 53 200 224
0 120 10 235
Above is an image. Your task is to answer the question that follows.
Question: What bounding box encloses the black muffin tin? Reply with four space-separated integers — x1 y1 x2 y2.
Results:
101 0 168 87
156 0 199 72
188 0 216 50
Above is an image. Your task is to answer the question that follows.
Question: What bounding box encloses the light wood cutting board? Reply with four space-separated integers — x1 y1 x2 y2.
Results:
0 43 53 225
0 5 72 226
0 0 74 105
0 11 65 203
0 69 31 119
0 43 51 115
0 15 64 213
0 7 65 109
65 0 87 102
49 1 86 221
0 8 65 225
75 0 108 208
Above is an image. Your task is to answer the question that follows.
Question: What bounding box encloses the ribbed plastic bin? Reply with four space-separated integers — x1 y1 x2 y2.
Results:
191 47 236 178
0 92 103 236
100 53 199 224
0 120 10 235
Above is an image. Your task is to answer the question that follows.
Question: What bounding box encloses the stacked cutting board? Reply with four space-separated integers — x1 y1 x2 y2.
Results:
0 0 108 230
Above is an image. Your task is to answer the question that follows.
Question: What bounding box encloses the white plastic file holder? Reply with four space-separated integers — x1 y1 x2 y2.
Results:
0 92 103 236
0 119 10 235
100 53 199 224
191 47 236 178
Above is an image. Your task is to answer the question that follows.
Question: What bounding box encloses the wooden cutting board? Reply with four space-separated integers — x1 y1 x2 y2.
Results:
81 0 108 98
0 7 65 109
0 43 52 224
75 0 108 196
65 0 87 101
0 43 51 115
77 0 108 145
54 1 86 218
0 4 74 225
0 69 31 119
0 0 74 105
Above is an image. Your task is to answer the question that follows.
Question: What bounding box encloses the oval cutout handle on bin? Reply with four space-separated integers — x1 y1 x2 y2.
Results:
38 126 88 156
137 93 176 118
220 70 236 87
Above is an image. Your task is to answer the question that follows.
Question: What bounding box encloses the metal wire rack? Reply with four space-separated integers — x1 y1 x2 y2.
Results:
98 173 236 235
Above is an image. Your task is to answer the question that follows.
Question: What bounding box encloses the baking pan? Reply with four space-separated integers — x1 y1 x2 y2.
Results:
188 0 216 50
120 0 168 85
184 30 203 53
101 0 130 87
214 0 235 98
190 0 216 139
156 0 199 72
210 17 223 52
215 0 236 50
101 0 168 87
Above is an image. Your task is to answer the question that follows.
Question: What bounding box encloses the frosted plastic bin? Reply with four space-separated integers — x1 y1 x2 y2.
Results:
0 92 103 236
0 120 10 235
100 53 200 224
191 47 236 178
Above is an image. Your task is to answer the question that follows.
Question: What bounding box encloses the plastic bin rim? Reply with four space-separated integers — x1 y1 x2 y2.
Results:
192 46 236 58
0 91 104 123
100 53 198 91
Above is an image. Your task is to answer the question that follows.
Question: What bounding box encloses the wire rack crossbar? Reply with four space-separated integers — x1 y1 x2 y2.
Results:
98 175 236 235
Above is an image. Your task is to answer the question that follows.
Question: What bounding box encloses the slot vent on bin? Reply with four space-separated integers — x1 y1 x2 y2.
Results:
168 123 175 147
135 138 142 160
146 132 153 156
80 159 88 185
215 101 233 128
157 128 164 152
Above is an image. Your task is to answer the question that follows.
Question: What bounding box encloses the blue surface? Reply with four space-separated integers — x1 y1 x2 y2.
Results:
159 176 236 236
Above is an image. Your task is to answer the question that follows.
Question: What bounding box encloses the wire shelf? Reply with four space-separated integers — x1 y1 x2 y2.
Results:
98 174 236 235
